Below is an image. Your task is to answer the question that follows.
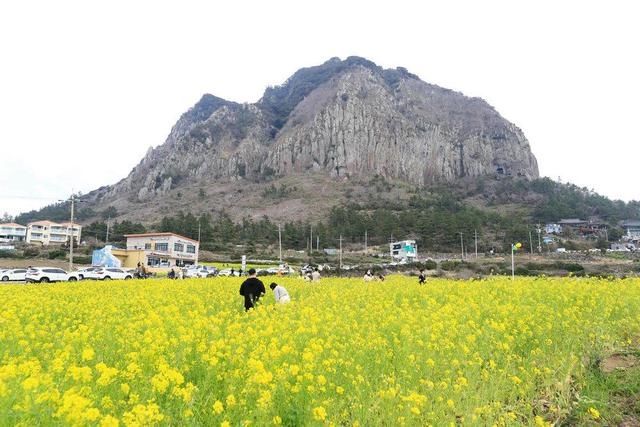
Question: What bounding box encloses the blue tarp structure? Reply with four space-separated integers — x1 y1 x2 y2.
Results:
91 245 122 268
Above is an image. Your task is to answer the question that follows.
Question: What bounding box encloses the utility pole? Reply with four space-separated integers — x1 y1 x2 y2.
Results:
316 235 319 252
105 216 110 244
459 232 464 261
69 195 75 271
529 230 534 255
389 234 394 261
511 243 515 280
364 230 368 254
537 224 542 254
474 229 478 258
278 224 282 264
339 234 343 270
310 226 313 254
196 220 201 265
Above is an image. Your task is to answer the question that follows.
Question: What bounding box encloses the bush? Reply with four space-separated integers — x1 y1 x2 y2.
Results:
73 256 92 265
48 249 67 260
440 260 463 271
23 247 41 258
0 250 19 258
417 260 438 270
515 266 533 276
554 262 585 272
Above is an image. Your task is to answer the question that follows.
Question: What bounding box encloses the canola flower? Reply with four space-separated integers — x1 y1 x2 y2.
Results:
0 276 639 425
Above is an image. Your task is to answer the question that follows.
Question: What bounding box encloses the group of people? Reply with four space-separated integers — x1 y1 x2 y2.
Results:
302 268 321 282
134 262 150 279
237 266 428 311
239 268 290 311
363 270 385 282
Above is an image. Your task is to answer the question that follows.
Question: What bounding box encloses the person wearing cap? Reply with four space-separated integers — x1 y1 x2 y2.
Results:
270 282 290 304
239 268 266 311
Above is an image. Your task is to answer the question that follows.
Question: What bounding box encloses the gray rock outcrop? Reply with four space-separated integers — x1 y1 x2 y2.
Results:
90 56 538 204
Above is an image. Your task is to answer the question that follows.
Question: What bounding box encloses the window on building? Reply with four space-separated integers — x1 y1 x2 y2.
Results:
174 243 184 252
155 243 168 251
186 244 196 254
144 243 151 250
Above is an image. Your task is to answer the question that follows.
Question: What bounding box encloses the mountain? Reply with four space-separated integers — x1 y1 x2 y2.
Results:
69 57 539 222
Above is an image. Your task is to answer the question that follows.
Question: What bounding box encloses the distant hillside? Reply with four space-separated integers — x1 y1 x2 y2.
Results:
15 176 640 254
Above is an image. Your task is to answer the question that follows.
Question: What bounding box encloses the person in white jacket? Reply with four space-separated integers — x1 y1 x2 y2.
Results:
270 282 291 304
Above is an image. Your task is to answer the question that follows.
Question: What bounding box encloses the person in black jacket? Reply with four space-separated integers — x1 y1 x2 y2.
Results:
239 268 266 311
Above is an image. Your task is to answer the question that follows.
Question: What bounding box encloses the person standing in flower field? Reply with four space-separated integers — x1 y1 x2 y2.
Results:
311 267 321 282
270 282 290 304
239 268 266 311
418 269 426 285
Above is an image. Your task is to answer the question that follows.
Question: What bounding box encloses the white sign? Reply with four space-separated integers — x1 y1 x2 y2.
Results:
241 255 247 275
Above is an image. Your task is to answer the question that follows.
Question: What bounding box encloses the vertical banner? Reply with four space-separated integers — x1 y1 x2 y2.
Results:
241 255 247 276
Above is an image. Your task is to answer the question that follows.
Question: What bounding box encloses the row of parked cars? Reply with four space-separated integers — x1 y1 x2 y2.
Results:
1 263 297 283
0 267 135 283
1 267 81 283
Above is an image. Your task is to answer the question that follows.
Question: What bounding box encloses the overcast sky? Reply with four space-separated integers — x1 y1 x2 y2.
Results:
1 0 638 217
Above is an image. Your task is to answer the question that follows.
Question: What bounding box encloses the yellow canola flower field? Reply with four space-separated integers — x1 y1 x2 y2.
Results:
1 276 640 426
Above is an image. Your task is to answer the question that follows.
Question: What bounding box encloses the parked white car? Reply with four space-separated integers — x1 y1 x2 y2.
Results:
183 266 217 278
77 267 105 280
79 267 134 280
26 267 80 283
265 264 295 275
100 268 134 280
1 268 27 282
217 269 240 277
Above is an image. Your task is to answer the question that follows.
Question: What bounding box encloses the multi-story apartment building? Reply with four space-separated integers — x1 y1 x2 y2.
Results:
0 223 27 242
124 232 199 267
26 220 82 245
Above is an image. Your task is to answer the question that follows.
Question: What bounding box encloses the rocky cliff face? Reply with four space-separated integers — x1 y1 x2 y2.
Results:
89 56 538 208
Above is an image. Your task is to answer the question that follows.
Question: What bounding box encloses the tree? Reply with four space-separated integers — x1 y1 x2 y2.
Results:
101 206 118 220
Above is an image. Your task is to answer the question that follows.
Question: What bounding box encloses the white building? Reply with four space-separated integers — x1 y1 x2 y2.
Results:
390 240 417 261
545 223 562 234
26 220 82 245
124 232 199 267
621 220 640 241
0 223 27 242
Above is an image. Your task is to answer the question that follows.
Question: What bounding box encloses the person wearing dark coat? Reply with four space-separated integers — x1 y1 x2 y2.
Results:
239 268 266 311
